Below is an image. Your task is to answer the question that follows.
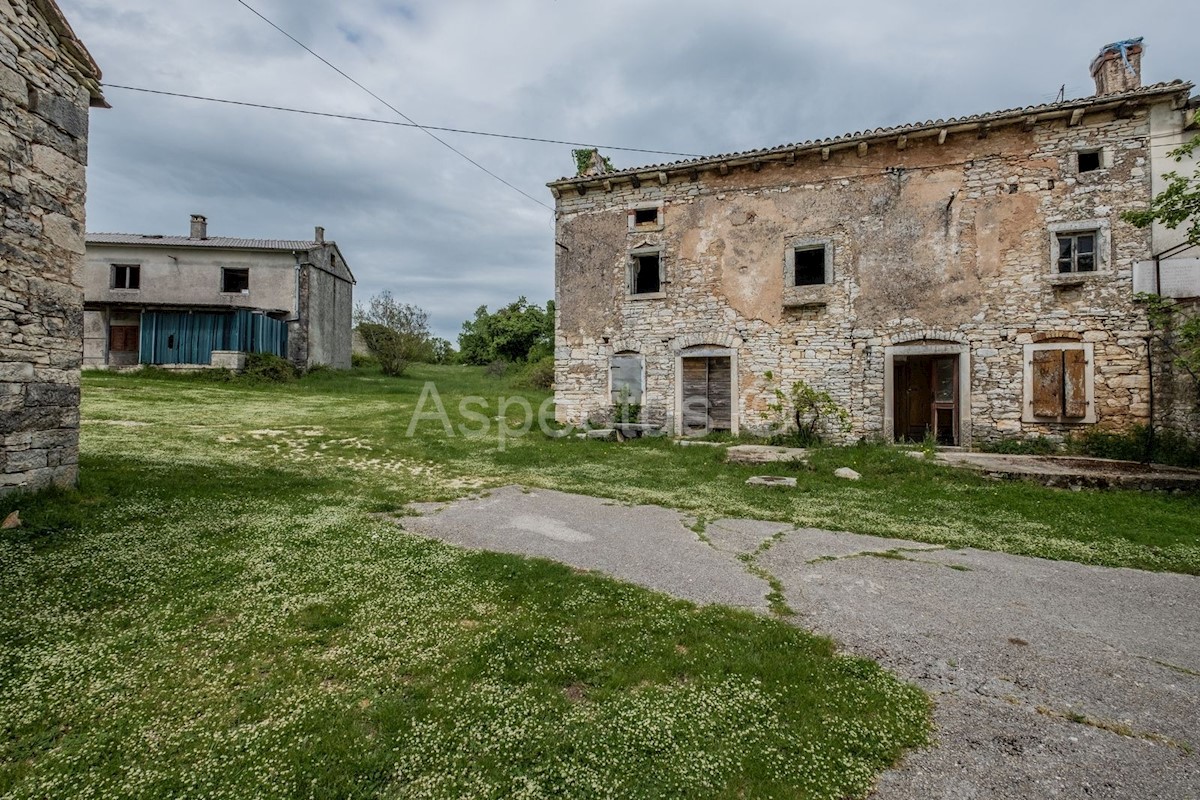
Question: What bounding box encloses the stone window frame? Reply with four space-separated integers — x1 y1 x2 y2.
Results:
221 267 251 294
110 263 141 292
1072 145 1112 175
1022 342 1097 424
627 246 666 300
784 238 834 287
1047 219 1111 285
628 201 664 233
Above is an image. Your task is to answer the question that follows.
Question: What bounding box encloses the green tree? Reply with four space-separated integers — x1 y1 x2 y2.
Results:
1123 134 1200 244
457 297 554 366
353 291 432 376
1123 134 1200 403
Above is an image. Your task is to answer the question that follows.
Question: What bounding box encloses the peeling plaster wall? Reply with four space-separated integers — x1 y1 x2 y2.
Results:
553 103 1186 444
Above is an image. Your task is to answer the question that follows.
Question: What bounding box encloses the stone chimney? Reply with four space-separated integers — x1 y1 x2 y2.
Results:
315 226 325 244
1091 38 1143 96
189 214 208 240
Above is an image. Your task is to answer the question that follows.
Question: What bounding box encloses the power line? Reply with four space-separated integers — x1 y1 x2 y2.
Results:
233 0 558 212
100 84 704 161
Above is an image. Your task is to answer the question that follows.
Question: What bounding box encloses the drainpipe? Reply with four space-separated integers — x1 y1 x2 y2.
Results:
290 251 302 322
1144 335 1155 465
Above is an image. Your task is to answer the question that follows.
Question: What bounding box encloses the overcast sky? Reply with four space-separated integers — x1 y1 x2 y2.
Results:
62 0 1197 341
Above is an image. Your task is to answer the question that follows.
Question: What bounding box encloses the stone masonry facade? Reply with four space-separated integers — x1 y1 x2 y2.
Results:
550 72 1197 446
0 0 103 494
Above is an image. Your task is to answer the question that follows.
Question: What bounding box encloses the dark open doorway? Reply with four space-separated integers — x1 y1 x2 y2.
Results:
894 354 959 445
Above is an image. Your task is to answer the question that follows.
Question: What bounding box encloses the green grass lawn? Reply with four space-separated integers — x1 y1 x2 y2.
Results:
1 364 1197 798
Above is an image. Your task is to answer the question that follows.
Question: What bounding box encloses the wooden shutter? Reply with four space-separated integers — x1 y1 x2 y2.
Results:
706 357 733 430
610 355 643 404
1063 349 1088 418
109 325 139 353
1031 349 1064 418
681 358 709 429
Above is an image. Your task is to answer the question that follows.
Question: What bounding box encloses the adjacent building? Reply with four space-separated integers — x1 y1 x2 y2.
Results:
549 41 1199 445
84 215 356 371
1 0 105 494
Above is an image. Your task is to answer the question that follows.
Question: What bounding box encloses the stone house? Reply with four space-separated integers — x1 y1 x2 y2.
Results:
84 215 356 371
549 41 1199 445
1 0 105 495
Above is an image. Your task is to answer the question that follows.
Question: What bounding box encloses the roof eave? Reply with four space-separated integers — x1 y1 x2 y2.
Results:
548 82 1193 191
33 0 106 107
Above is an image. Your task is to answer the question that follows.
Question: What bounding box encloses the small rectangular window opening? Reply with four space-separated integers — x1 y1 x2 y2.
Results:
1056 233 1096 274
634 207 659 225
1077 150 1102 173
794 246 826 286
112 264 141 290
632 254 661 294
222 268 250 293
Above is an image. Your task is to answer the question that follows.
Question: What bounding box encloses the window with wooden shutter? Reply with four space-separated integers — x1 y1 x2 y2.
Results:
1031 350 1064 418
610 354 643 405
108 325 139 353
1027 346 1090 421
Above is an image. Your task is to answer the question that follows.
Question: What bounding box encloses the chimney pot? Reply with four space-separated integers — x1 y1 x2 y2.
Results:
315 226 325 244
190 214 208 240
1091 38 1143 96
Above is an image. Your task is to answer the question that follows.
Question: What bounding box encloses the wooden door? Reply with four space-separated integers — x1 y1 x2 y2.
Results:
931 356 958 445
904 359 933 441
681 356 733 434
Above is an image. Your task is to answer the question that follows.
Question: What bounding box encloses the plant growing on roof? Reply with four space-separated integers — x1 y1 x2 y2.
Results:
572 148 614 177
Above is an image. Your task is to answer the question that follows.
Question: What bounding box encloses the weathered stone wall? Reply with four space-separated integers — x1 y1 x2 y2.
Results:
554 100 1182 444
1 0 100 493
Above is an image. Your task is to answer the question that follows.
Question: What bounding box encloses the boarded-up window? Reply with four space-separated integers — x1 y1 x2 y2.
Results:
1031 348 1087 419
109 325 139 353
610 354 643 405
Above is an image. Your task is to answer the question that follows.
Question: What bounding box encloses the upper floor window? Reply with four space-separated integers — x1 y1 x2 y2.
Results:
1047 220 1109 283
784 238 834 288
1077 149 1102 173
111 264 140 290
628 249 664 297
222 268 250 293
1056 232 1096 274
628 202 664 232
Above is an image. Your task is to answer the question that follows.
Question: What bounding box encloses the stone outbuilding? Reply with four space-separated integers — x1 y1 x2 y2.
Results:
549 41 1199 445
1 0 105 494
84 216 356 371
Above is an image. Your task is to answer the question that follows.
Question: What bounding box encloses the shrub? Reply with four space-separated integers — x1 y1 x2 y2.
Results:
242 352 297 383
484 360 509 378
1068 425 1200 468
357 322 425 377
979 436 1060 456
516 356 555 390
761 371 851 446
351 353 378 369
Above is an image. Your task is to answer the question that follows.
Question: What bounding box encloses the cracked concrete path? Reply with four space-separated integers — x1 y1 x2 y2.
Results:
402 486 1200 799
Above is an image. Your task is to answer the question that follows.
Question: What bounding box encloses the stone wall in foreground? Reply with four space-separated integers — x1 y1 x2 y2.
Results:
1 0 98 493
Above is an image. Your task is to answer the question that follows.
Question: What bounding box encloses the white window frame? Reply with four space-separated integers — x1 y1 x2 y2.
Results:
1047 219 1110 282
628 247 665 299
1022 342 1097 424
111 264 141 291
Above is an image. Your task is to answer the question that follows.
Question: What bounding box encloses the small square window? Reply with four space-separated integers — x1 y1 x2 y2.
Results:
1056 232 1097 274
222 268 250 293
112 264 140 290
794 246 826 286
634 207 659 226
631 253 661 295
1077 150 1102 173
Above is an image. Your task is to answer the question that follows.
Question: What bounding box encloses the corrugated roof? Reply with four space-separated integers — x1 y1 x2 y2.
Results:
549 81 1193 186
86 234 322 251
